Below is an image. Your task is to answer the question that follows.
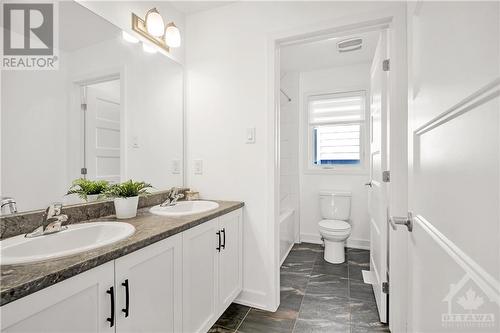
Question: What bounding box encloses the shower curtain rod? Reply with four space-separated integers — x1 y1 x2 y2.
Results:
280 89 292 102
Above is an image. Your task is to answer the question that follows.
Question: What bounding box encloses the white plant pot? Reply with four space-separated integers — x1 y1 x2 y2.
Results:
114 196 139 219
86 194 100 203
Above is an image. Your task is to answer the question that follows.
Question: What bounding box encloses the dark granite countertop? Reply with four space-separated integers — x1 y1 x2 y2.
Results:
0 200 244 306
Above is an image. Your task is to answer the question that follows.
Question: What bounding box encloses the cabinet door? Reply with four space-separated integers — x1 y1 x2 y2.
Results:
218 209 243 313
182 218 220 333
115 234 182 333
1 261 115 333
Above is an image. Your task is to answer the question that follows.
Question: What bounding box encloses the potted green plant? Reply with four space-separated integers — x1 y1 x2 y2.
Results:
105 180 152 219
66 178 109 202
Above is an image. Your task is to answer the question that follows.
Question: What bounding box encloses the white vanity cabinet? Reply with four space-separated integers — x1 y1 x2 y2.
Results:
182 209 243 333
0 208 243 333
1 261 115 333
114 233 182 333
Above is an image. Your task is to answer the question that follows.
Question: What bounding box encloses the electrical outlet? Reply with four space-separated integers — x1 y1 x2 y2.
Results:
194 159 203 175
172 159 181 174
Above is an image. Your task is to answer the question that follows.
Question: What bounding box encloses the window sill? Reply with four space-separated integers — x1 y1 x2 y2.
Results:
303 167 369 176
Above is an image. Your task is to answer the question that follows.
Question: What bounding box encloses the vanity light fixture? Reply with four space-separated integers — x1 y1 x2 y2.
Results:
131 8 181 53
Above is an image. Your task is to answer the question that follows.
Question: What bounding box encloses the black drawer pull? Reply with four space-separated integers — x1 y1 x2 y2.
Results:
122 279 130 317
106 286 115 327
216 230 221 252
221 228 226 249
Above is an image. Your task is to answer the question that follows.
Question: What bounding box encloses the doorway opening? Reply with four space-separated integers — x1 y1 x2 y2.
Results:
80 78 122 184
272 13 407 330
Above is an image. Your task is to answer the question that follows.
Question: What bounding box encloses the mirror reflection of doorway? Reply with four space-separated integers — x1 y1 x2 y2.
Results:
81 79 121 184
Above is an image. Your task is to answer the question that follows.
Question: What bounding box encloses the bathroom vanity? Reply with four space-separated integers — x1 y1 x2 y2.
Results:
0 200 244 333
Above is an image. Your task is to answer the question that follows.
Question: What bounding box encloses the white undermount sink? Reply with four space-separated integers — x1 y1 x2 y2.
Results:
0 222 135 265
149 200 219 217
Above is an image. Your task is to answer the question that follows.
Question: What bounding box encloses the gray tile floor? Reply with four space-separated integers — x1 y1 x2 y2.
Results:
209 243 390 333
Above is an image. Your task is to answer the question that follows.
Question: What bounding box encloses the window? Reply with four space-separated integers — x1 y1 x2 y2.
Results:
307 91 366 170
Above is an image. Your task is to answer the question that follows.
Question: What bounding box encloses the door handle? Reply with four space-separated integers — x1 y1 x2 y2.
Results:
389 212 413 232
221 228 226 249
121 279 130 317
216 230 221 252
106 286 115 327
365 181 373 187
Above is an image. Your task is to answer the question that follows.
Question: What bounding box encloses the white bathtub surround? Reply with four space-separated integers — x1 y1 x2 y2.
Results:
114 196 139 219
279 72 300 263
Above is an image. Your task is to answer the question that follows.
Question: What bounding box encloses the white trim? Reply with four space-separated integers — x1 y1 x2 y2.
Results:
414 215 500 304
414 78 500 137
235 289 272 311
280 242 295 266
300 232 370 250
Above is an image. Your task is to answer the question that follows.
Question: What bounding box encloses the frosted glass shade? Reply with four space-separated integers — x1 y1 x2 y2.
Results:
145 8 165 37
165 23 181 48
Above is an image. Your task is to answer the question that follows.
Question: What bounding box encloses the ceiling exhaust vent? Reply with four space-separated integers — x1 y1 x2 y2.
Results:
337 38 362 53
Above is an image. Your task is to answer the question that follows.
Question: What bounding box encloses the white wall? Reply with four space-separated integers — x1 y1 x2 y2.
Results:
279 72 300 262
185 0 402 311
78 1 185 64
298 63 372 249
1 54 69 211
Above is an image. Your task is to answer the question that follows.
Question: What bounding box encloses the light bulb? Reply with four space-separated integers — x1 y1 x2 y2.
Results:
145 8 165 37
122 31 139 43
142 42 157 54
165 23 181 48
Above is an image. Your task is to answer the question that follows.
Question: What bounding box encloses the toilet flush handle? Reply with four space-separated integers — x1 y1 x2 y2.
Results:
364 181 373 187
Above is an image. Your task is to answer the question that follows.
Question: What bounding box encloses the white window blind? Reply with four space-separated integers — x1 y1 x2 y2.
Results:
308 91 365 166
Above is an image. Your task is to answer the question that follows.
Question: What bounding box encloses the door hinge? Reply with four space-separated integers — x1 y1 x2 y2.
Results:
382 59 390 71
382 282 389 294
81 103 87 111
81 167 87 175
382 170 390 182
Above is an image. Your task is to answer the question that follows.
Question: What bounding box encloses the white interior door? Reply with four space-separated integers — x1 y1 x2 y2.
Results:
407 2 500 332
85 80 121 183
368 31 388 323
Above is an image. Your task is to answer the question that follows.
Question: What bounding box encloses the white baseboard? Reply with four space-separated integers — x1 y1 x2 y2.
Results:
235 288 276 311
280 242 295 266
300 232 370 250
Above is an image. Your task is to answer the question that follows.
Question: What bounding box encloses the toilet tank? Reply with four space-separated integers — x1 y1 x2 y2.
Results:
319 191 352 220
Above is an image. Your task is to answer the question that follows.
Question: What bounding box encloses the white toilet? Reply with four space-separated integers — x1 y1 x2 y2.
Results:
318 191 352 264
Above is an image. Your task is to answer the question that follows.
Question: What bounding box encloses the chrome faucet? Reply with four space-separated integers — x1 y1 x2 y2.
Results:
160 187 184 207
25 203 69 238
1 197 17 215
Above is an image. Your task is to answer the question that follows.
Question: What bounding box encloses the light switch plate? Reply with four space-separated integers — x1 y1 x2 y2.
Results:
194 159 203 175
246 127 256 144
172 159 181 174
132 136 140 148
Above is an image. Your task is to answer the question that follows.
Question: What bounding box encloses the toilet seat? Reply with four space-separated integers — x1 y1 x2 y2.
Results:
318 219 351 232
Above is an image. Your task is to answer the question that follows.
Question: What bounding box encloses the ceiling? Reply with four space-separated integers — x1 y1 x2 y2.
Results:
59 2 120 52
169 1 235 14
280 30 381 73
